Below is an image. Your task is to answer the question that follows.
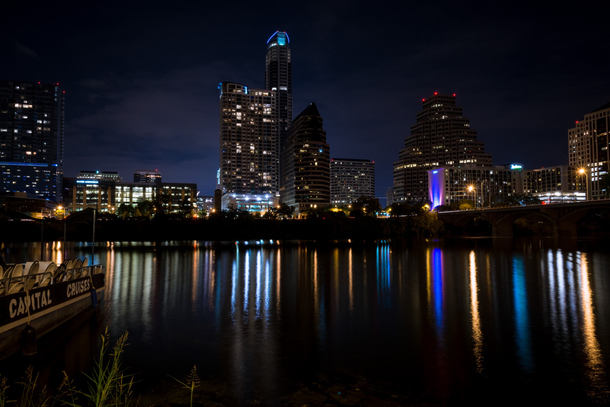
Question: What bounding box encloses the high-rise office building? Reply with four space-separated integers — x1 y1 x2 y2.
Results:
393 93 491 203
218 82 277 201
330 158 375 205
568 102 610 200
265 31 292 148
280 103 330 213
0 80 65 202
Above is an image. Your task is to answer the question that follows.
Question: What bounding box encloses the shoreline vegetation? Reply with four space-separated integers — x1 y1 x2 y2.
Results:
2 210 609 243
1 331 434 407
1 213 447 243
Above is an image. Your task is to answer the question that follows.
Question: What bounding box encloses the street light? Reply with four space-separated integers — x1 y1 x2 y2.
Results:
578 168 589 201
467 185 475 209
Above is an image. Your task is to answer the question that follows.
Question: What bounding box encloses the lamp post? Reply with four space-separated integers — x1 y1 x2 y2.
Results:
480 180 488 209
578 168 589 201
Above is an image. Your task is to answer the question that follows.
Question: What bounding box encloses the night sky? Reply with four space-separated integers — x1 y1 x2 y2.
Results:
2 1 609 202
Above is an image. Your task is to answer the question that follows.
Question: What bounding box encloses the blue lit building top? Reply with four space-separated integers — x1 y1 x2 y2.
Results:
267 31 290 48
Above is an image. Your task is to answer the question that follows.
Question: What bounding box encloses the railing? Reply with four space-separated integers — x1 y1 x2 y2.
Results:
0 260 104 296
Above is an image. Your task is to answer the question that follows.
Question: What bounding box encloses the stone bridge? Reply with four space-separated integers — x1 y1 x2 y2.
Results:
436 200 610 237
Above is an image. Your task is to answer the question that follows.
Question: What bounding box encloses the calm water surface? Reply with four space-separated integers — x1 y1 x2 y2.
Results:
2 238 609 405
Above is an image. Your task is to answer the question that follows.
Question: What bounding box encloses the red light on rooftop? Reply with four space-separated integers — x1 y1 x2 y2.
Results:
434 92 438 95
422 98 425 102
576 121 579 124
453 93 456 97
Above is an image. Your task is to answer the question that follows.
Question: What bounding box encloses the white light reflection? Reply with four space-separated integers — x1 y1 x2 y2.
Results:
244 250 250 321
348 247 353 312
579 252 608 401
469 251 484 373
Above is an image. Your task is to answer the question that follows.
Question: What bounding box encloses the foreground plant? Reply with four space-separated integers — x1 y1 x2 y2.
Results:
59 328 136 407
168 366 200 407
0 376 10 407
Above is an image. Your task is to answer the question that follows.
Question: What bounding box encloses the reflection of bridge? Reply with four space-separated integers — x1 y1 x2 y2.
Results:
437 200 610 237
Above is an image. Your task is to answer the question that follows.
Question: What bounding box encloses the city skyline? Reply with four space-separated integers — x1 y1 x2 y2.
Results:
1 1 608 200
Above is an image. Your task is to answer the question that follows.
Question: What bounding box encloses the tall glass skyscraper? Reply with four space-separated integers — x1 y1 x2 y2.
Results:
0 80 65 202
218 82 277 196
265 31 292 149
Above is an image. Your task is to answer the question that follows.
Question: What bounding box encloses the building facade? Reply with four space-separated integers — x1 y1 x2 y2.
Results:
218 82 277 204
265 31 292 149
0 80 65 202
134 169 161 183
428 164 523 209
568 101 610 199
330 158 375 205
394 93 491 203
78 170 122 182
280 103 330 213
428 164 585 208
64 177 196 215
523 165 584 203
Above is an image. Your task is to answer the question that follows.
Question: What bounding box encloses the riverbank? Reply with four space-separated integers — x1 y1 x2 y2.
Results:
0 215 445 242
136 374 436 406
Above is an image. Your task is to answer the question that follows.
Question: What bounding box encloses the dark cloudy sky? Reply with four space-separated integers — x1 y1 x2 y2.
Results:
2 1 609 201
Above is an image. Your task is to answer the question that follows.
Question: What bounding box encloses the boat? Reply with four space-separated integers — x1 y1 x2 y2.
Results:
0 258 105 360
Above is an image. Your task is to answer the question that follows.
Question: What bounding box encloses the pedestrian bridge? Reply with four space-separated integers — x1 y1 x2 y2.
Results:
436 200 610 237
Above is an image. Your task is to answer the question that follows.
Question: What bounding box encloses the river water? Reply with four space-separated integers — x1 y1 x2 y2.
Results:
2 238 609 406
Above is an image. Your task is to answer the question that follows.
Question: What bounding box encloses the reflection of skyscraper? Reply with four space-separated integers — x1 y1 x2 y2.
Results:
0 80 65 202
393 93 491 203
265 31 292 148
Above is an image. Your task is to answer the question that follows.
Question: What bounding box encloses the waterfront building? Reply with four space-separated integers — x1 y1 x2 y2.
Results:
568 101 610 199
523 165 585 203
134 169 161 183
266 31 292 148
280 103 330 214
196 195 214 215
394 93 491 203
0 80 65 202
64 176 196 215
218 82 277 209
330 158 375 205
428 164 523 208
428 164 585 208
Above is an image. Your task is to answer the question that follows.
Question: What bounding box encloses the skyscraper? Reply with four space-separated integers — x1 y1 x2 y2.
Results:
393 93 491 203
265 31 292 148
568 102 610 200
280 103 330 213
218 82 277 198
0 80 65 202
331 158 375 205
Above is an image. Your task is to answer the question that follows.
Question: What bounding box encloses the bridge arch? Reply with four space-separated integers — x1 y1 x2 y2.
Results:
487 210 557 237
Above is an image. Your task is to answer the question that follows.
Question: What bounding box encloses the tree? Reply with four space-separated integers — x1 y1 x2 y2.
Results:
276 202 294 219
137 201 154 218
352 196 381 216
117 203 134 218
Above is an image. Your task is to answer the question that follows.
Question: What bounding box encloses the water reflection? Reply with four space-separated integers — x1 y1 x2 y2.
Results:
512 255 533 372
469 250 484 373
1 240 609 405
